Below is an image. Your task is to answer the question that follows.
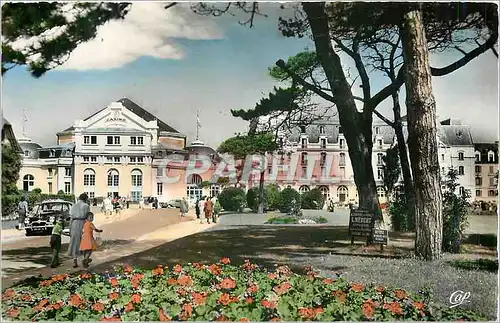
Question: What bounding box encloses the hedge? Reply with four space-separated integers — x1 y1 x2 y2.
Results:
278 187 301 213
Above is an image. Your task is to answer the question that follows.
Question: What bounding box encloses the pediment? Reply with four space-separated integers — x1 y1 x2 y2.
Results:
81 102 151 132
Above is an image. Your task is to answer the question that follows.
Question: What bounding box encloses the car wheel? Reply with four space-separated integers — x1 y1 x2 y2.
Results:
25 229 33 236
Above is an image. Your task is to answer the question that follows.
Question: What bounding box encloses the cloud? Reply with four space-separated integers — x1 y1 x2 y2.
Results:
57 3 223 71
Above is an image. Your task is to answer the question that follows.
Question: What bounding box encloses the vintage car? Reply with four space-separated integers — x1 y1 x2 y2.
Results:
24 199 73 236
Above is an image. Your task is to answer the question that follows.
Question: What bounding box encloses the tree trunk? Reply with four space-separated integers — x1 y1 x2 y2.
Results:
303 2 381 221
401 6 443 261
257 170 265 214
392 92 418 232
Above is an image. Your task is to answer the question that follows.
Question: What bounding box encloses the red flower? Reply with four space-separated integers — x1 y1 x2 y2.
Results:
33 299 49 312
167 278 178 285
152 266 164 276
80 273 92 279
383 302 403 315
209 264 222 275
7 308 20 318
192 292 207 305
69 294 84 307
245 297 254 304
350 283 365 292
21 294 32 301
267 273 277 279
220 277 236 289
220 257 231 265
108 292 120 300
123 265 133 273
158 308 170 321
124 302 134 312
183 303 193 317
413 301 425 310
39 280 53 287
177 275 193 286
131 294 141 304
298 307 323 320
362 301 376 319
109 278 119 287
394 289 407 300
92 302 105 312
51 274 68 282
260 300 276 309
376 286 385 293
217 293 237 306
247 284 259 294
273 282 291 295
49 302 63 310
173 264 182 273
3 289 15 299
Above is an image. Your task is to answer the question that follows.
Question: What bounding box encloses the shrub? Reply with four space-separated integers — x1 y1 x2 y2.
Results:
266 216 298 224
246 187 268 213
388 193 415 232
301 188 326 210
266 184 281 211
278 187 301 213
442 168 470 253
218 187 247 212
1 259 487 321
315 216 328 223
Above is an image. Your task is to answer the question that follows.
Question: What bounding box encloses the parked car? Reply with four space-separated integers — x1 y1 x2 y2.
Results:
167 199 182 208
24 199 73 236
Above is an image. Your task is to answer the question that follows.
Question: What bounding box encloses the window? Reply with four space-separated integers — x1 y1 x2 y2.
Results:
107 136 120 145
301 153 307 165
299 185 310 193
83 156 90 163
48 182 53 194
106 157 113 163
83 169 96 186
157 183 163 196
130 137 136 145
375 127 380 134
301 138 308 149
377 139 383 147
339 139 345 149
137 137 144 145
476 177 482 186
130 157 137 163
377 168 383 180
339 153 346 166
24 150 30 157
337 186 347 202
85 192 95 199
459 186 465 196
441 154 445 161
131 169 143 187
131 191 142 202
458 152 464 161
48 168 53 176
107 169 119 187
441 167 445 174
377 153 383 165
488 151 495 162
84 136 97 144
91 136 97 144
107 136 113 145
475 190 481 197
188 174 203 185
114 157 121 163
319 185 330 199
489 177 496 186
488 190 496 196
320 138 326 149
267 165 273 175
377 186 386 198
321 166 327 178
340 166 345 178
65 167 71 177
90 156 97 163
210 184 221 197
137 157 144 163
84 136 90 144
64 182 71 194
320 152 327 166
157 167 164 177
475 152 481 162
458 166 464 175
475 166 481 173
489 166 495 174
319 126 325 134
301 166 308 178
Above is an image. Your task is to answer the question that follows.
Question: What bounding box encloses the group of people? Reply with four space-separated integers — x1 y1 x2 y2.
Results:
138 196 160 210
101 196 129 216
195 196 220 224
50 193 103 269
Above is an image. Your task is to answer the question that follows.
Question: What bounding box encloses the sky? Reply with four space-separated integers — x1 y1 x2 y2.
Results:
2 2 499 149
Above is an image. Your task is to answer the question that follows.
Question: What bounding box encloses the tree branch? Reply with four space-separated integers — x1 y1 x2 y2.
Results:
368 65 405 111
164 2 177 10
373 108 394 127
276 59 337 104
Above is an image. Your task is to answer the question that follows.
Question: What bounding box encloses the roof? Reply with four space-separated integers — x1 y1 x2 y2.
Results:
474 142 499 164
437 125 474 146
2 118 23 152
19 140 42 159
60 98 180 134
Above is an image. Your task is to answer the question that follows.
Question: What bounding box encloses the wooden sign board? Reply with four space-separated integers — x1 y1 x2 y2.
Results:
372 229 388 245
348 209 373 237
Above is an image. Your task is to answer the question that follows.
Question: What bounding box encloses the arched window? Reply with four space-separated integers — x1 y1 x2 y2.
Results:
188 174 203 185
337 185 348 202
186 174 203 203
475 151 481 162
458 151 464 161
107 169 119 186
459 186 465 197
319 185 330 199
131 169 143 187
488 150 495 162
299 185 310 194
23 174 35 191
377 186 386 198
210 184 220 197
458 166 464 175
83 169 96 186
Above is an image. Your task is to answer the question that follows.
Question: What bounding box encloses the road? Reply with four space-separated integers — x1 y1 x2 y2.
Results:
1 207 188 279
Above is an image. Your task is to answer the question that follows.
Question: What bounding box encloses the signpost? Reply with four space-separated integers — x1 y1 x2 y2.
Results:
348 208 388 249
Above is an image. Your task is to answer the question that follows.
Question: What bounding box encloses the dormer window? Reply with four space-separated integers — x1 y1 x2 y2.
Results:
24 150 30 157
488 151 495 162
319 126 325 134
475 151 481 162
377 139 383 147
49 149 56 157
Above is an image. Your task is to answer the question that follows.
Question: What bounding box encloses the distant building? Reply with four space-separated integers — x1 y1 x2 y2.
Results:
2 118 22 152
474 142 499 202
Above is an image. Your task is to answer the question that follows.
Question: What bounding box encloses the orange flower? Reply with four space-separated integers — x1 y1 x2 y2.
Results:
220 277 236 289
217 293 237 306
192 292 207 306
240 318 249 322
216 315 229 321
158 308 170 321
33 299 49 312
245 297 254 304
131 294 141 304
39 280 53 287
332 290 346 303
362 301 375 319
383 302 403 315
413 301 425 311
51 273 68 282
260 300 276 309
124 302 134 312
92 302 105 312
177 275 193 286
273 282 291 295
350 283 365 292
220 257 231 265
323 278 334 284
177 289 188 296
21 294 32 301
7 308 20 318
247 284 259 294
49 302 63 310
123 265 133 273
100 316 122 321
208 264 222 275
3 289 15 299
183 303 193 317
298 307 323 320
80 273 92 279
152 267 164 276
376 286 385 293
167 278 178 285
267 273 277 279
173 264 182 273
394 289 407 300
109 278 119 287
108 292 120 300
69 294 84 307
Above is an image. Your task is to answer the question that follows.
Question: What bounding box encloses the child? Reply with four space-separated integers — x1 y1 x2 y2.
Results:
79 212 103 268
49 218 64 268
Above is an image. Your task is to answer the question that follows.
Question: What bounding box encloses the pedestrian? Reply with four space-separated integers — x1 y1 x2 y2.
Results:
198 198 205 224
126 197 130 209
180 197 188 217
154 197 159 209
68 193 91 268
49 217 65 268
17 196 28 230
195 198 201 220
213 198 221 223
204 197 213 224
79 212 103 269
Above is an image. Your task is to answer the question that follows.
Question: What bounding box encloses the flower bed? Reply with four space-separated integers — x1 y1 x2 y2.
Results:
266 216 327 225
2 258 486 321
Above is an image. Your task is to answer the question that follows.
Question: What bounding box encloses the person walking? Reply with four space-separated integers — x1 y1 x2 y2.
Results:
180 197 188 217
79 212 103 268
213 198 221 224
49 217 65 268
68 193 90 268
195 198 201 220
204 197 213 224
198 198 205 224
17 196 28 230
